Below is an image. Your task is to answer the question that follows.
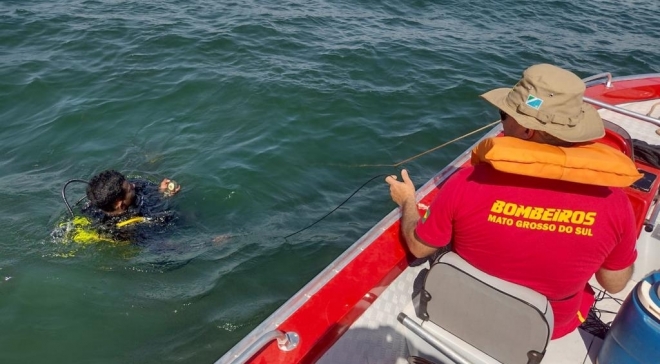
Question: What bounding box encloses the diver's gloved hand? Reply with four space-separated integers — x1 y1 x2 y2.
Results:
159 178 181 197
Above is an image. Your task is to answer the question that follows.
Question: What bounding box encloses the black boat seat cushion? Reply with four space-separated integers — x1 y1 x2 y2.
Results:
419 252 554 364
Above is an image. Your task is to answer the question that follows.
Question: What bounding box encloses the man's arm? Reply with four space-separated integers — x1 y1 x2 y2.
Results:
386 169 438 259
595 265 634 293
595 192 637 294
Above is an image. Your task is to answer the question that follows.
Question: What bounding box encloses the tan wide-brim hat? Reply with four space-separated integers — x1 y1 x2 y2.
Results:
481 64 605 143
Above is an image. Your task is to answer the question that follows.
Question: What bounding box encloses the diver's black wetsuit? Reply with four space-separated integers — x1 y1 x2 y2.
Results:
81 179 177 243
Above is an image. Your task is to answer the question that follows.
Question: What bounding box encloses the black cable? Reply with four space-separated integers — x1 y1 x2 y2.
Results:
283 174 389 240
61 179 89 217
580 285 625 339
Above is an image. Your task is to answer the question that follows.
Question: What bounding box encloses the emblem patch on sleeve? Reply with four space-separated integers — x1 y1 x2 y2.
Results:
421 208 431 223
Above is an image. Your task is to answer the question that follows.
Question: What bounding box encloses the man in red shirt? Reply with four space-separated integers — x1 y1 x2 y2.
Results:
386 64 637 339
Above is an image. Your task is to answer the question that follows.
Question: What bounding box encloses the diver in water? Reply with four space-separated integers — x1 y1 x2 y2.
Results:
81 169 182 243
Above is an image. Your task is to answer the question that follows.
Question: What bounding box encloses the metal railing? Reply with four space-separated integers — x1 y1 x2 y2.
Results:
397 313 472 364
582 72 613 88
584 97 660 128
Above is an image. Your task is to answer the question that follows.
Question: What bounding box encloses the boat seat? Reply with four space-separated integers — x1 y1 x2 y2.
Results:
400 252 554 364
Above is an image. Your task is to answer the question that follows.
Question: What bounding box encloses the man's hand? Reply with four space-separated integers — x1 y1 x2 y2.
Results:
385 169 438 258
386 169 416 209
159 178 181 196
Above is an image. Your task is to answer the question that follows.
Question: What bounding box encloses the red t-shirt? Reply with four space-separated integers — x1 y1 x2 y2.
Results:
415 164 637 339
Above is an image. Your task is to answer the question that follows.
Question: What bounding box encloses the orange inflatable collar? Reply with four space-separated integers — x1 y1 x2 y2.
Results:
471 137 643 187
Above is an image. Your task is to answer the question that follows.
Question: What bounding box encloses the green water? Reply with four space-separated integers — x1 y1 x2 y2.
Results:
0 0 658 362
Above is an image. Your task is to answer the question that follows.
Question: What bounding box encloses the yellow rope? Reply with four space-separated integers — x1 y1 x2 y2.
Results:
343 120 499 168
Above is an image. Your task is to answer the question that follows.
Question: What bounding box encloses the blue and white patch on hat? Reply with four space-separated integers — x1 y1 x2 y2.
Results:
526 94 543 110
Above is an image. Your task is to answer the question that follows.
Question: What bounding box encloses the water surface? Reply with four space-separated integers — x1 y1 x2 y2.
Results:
0 0 658 362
